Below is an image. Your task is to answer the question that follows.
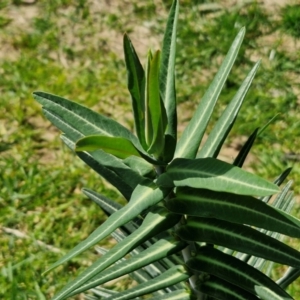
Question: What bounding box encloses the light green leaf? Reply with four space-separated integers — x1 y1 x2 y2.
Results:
61 135 137 200
255 286 292 300
166 187 300 237
67 238 186 297
76 135 142 159
123 155 155 178
198 60 260 159
187 246 292 299
43 180 170 275
123 34 146 149
61 135 142 200
160 0 179 157
176 217 300 268
146 50 168 157
174 27 245 159
52 208 180 300
157 157 279 196
105 265 190 300
197 275 259 300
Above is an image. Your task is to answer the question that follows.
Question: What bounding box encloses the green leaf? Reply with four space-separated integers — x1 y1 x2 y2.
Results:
176 217 300 268
233 128 259 167
76 135 142 159
105 265 190 300
43 180 170 275
159 0 179 157
166 187 300 237
33 92 141 149
187 246 292 299
123 34 146 149
197 60 260 159
146 50 168 157
277 267 300 289
123 155 155 178
174 27 245 159
157 157 279 196
52 207 181 300
255 286 292 300
67 238 187 297
82 188 123 215
196 275 259 300
61 135 143 200
150 290 191 300
61 135 136 200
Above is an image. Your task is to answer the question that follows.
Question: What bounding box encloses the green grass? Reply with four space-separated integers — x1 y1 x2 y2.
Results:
1 0 300 298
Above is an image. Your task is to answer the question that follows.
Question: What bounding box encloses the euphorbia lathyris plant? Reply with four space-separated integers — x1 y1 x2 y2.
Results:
34 1 300 299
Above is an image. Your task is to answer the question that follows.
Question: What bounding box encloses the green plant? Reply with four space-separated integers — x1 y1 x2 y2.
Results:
281 4 300 39
33 1 300 299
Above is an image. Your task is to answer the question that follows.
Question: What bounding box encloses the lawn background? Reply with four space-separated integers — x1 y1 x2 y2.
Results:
1 0 300 299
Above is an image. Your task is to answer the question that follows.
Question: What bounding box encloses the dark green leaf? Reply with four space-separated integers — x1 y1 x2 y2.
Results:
176 217 300 268
123 34 146 148
166 187 300 237
157 157 279 196
187 246 292 299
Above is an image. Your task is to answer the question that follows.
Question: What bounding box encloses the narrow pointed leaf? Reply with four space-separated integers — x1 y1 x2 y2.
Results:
82 188 140 236
277 267 300 289
105 265 189 300
123 34 146 148
198 61 260 158
197 276 259 300
160 0 179 154
175 27 245 159
233 128 259 167
33 92 142 150
52 208 180 300
146 50 167 156
187 246 292 299
151 289 191 300
255 286 292 300
40 101 146 196
157 157 279 196
258 113 280 136
166 187 300 237
76 135 142 159
68 238 186 297
82 188 123 214
43 180 170 275
176 217 300 268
